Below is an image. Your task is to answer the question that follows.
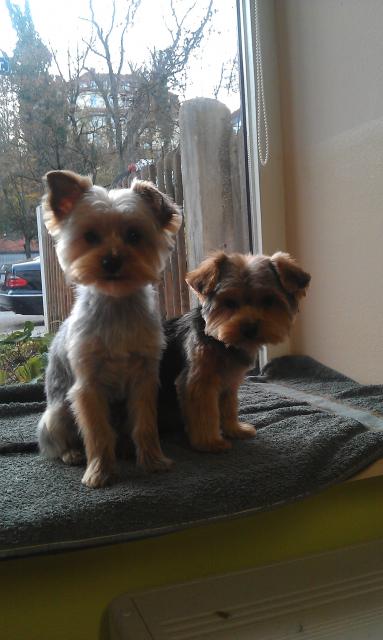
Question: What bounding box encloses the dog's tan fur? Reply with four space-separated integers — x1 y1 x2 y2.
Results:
173 251 310 452
38 170 181 488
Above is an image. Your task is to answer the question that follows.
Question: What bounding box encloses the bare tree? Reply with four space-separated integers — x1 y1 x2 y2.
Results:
81 0 213 173
81 0 141 172
50 44 102 181
1 0 216 217
213 53 239 100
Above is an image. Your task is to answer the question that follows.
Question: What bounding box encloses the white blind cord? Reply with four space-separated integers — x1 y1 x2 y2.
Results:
254 0 269 166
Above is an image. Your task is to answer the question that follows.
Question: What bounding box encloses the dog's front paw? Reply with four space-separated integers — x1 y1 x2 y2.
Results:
223 422 256 439
191 436 232 453
81 458 114 488
62 449 85 466
138 450 174 472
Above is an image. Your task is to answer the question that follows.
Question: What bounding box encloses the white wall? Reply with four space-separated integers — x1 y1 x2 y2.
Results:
274 0 383 383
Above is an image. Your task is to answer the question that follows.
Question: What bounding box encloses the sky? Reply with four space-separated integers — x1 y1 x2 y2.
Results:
0 0 241 111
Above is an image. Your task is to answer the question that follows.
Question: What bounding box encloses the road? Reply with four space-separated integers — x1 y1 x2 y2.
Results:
0 311 45 337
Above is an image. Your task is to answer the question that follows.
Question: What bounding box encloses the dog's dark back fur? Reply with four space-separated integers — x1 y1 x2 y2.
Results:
158 308 254 431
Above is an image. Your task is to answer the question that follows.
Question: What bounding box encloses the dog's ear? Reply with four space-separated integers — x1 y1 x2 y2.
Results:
132 180 182 235
186 252 228 300
270 252 311 298
43 170 92 232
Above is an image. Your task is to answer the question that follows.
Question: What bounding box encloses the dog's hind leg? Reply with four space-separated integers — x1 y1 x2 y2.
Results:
38 402 84 465
39 321 84 464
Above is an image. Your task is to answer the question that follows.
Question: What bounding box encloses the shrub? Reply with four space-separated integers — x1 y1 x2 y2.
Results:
0 321 52 384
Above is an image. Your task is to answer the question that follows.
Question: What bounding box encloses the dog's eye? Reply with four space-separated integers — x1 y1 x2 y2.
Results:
84 230 101 245
224 298 239 310
124 228 141 245
262 295 276 308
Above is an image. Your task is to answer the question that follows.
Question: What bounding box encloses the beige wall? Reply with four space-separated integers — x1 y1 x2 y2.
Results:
256 0 291 360
258 0 287 258
272 0 383 383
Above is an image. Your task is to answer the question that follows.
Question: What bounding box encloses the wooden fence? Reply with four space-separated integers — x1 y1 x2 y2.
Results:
135 149 189 318
37 98 249 332
36 205 74 334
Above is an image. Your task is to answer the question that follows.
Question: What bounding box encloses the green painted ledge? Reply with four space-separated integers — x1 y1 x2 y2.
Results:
1 475 383 640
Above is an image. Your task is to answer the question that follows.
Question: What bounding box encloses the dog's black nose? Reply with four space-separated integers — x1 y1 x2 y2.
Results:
241 322 259 340
102 254 123 274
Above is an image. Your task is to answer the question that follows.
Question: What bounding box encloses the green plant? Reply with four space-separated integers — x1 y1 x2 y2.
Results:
0 321 52 384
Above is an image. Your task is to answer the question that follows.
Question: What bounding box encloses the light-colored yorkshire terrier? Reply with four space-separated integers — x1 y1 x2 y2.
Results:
158 251 310 452
38 170 181 488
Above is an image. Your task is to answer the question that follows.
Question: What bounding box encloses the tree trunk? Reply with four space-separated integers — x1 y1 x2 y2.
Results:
24 236 32 259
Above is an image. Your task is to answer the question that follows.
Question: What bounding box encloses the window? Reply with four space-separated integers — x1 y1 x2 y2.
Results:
0 0 248 352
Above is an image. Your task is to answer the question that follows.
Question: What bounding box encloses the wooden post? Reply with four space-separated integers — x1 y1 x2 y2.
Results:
141 165 150 180
164 150 180 316
155 157 167 318
149 163 157 184
173 149 189 314
164 150 175 200
156 157 165 192
179 98 236 272
230 127 251 252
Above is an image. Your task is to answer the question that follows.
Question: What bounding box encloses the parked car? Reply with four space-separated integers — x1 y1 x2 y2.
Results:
0 257 43 315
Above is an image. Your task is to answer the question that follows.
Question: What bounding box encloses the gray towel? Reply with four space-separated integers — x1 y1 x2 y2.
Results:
1 355 383 559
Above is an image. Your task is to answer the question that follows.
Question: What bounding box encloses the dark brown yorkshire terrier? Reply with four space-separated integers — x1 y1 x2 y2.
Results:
158 251 310 452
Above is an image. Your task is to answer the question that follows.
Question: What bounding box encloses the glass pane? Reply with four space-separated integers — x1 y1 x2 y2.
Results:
0 0 247 355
